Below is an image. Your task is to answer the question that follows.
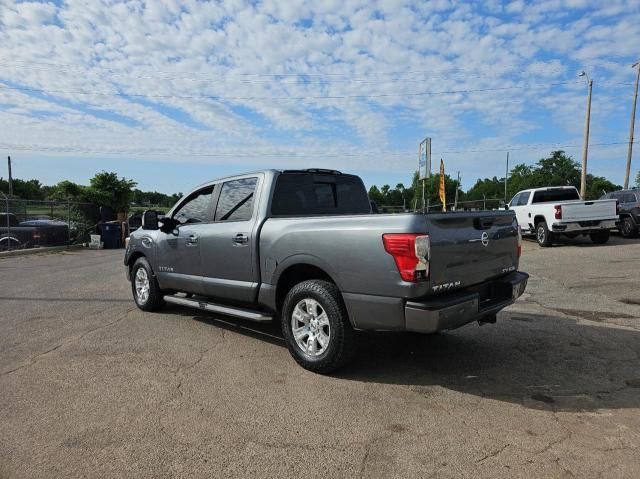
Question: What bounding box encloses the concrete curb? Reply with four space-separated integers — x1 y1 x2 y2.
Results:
0 244 86 258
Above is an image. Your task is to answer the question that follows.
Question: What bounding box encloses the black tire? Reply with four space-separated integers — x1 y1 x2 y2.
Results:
620 217 638 238
536 222 553 247
281 280 355 374
131 257 165 311
0 235 22 251
590 230 610 244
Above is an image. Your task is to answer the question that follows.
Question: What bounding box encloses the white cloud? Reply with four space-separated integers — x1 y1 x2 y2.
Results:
0 0 638 186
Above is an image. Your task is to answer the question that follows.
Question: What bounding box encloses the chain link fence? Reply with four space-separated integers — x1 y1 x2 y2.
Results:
378 197 505 213
1 195 100 251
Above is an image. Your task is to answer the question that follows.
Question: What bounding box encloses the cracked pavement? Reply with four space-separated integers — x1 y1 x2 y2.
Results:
1 236 640 478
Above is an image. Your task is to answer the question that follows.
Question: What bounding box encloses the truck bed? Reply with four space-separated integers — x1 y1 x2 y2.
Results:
259 210 520 300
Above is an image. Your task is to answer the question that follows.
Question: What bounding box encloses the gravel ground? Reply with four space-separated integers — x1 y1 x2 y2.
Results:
1 236 639 478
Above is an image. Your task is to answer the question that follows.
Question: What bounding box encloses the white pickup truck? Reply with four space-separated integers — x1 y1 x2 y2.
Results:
509 186 619 247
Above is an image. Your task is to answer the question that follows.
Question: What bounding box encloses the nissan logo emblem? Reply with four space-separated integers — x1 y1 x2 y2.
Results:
481 232 489 247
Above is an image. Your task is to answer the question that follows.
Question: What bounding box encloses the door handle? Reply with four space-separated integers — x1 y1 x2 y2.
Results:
232 233 249 245
186 234 199 246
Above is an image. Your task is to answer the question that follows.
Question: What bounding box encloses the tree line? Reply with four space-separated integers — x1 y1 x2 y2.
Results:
369 151 633 209
1 151 636 212
0 171 181 212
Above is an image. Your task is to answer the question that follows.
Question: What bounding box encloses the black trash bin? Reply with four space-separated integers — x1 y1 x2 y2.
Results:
99 222 121 249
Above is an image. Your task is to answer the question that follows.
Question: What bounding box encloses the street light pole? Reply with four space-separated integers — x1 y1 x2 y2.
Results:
504 151 509 204
579 72 592 199
624 61 640 189
454 170 460 211
7 156 13 197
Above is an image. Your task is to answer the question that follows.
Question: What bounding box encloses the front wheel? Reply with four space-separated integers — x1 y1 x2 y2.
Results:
590 230 610 244
131 257 165 311
536 222 553 247
281 280 355 374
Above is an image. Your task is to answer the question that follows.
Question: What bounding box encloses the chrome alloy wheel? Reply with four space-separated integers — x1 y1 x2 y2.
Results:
134 267 150 304
291 298 331 357
537 226 545 244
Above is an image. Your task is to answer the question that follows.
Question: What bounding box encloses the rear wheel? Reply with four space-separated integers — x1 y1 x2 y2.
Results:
590 230 610 244
131 257 165 311
281 280 355 374
620 217 638 238
536 222 553 247
0 235 22 251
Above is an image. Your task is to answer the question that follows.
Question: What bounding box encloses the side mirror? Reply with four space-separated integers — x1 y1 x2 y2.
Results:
504 205 509 210
142 210 159 230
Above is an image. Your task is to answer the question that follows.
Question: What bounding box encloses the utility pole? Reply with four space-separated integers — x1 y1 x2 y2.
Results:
624 61 640 189
7 155 13 197
579 73 593 199
454 171 460 211
504 152 509 204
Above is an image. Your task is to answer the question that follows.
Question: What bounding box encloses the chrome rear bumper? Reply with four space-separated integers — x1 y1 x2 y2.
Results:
404 271 529 334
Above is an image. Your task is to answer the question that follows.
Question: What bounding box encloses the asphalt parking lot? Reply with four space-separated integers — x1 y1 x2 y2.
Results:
2 236 640 478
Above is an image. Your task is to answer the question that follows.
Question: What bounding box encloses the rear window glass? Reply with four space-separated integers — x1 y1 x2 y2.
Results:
532 189 579 203
271 174 371 216
1 214 21 227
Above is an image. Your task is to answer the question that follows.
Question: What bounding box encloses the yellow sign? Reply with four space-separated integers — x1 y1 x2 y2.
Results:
439 159 446 211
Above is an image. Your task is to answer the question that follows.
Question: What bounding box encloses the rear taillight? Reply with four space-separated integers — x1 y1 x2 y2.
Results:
382 233 430 282
517 225 522 258
554 205 562 220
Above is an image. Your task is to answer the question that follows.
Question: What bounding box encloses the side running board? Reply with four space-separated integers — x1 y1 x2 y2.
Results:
163 295 273 322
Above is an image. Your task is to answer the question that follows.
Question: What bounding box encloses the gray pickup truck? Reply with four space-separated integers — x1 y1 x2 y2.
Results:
125 169 528 373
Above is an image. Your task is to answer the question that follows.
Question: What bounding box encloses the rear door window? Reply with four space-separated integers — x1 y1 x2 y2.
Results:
271 173 371 216
215 177 258 222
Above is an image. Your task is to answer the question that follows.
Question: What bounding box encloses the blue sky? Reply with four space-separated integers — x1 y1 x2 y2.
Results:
1 0 640 194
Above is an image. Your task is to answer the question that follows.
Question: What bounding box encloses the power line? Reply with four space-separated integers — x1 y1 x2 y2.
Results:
4 59 634 87
435 141 635 154
0 57 569 79
0 60 570 85
0 80 583 101
0 140 634 158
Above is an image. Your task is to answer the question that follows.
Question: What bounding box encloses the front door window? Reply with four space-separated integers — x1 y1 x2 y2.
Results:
174 186 215 224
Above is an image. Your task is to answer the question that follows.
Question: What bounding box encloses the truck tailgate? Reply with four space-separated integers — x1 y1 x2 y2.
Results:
560 199 618 222
426 212 519 293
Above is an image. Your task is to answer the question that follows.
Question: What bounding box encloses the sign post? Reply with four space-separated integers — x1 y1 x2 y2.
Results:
7 156 13 197
418 138 431 212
